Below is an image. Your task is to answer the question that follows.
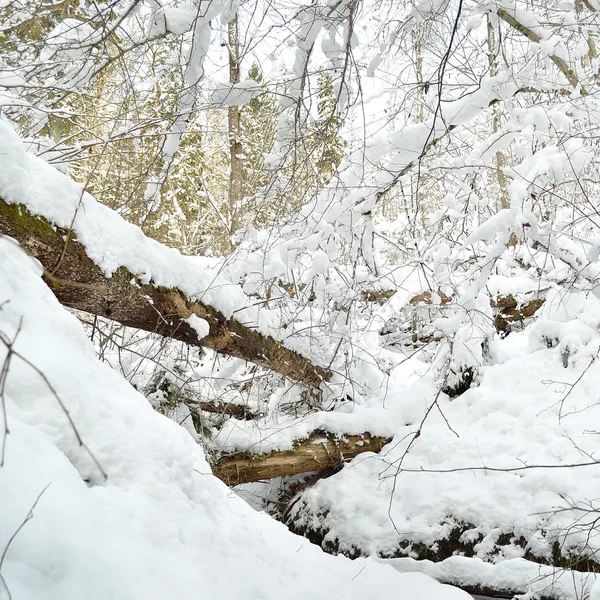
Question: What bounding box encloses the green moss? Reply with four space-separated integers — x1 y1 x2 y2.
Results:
0 198 58 240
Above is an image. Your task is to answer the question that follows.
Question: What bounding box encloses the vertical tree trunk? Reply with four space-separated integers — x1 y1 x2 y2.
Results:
227 15 243 241
413 9 425 125
487 15 510 212
409 0 425 224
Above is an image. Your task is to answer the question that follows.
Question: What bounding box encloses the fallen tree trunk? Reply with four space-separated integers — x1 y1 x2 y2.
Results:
359 290 396 304
191 400 258 421
211 430 392 486
0 199 331 388
491 296 546 332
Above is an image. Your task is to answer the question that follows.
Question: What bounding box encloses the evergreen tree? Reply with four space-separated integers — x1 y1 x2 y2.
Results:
311 72 346 184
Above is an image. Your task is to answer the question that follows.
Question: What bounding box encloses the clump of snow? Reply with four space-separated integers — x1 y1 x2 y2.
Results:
211 80 263 107
184 314 210 340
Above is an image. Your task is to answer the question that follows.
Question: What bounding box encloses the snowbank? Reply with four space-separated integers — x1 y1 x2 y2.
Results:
0 233 468 599
382 556 598 600
288 299 600 586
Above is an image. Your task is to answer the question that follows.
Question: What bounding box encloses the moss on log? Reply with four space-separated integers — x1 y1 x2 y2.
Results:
288 509 600 576
0 198 331 387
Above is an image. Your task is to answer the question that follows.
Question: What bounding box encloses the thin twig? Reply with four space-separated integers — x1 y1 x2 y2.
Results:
0 482 51 600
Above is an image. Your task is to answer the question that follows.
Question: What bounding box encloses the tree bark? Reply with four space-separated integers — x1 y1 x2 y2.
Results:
191 400 258 421
211 430 391 486
487 15 510 211
227 15 243 241
0 198 331 388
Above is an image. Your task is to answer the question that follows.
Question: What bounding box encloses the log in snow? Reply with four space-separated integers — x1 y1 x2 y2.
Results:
211 430 392 486
370 290 545 333
0 198 331 388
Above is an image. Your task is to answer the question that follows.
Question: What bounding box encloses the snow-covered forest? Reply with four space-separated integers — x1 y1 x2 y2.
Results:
3 0 600 597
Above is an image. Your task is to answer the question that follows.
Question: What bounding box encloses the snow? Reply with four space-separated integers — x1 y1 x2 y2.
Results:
285 305 600 580
185 314 211 340
366 54 383 77
382 556 598 600
0 238 469 600
486 274 541 297
41 19 98 61
211 80 263 108
4 0 600 595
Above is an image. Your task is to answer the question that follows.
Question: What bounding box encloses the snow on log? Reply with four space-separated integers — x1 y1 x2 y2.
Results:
0 198 331 388
211 430 391 486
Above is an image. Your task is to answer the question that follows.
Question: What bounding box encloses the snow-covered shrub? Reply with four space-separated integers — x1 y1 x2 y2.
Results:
433 292 494 398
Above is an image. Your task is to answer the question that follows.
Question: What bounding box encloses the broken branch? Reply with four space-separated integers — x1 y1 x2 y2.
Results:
211 430 391 486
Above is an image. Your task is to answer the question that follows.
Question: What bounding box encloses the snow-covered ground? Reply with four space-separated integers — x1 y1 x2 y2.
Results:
383 556 598 600
284 290 600 593
0 229 469 599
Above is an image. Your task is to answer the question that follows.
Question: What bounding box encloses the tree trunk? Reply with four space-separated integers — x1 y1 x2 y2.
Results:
0 198 331 388
227 15 243 241
487 15 510 211
211 430 391 486
497 8 582 92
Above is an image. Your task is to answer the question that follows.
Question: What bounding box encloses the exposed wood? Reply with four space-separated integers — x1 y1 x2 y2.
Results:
489 295 519 309
359 290 396 303
407 291 546 337
412 291 545 330
493 297 546 332
366 289 546 335
192 400 258 421
0 198 331 387
409 291 453 306
211 430 392 486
